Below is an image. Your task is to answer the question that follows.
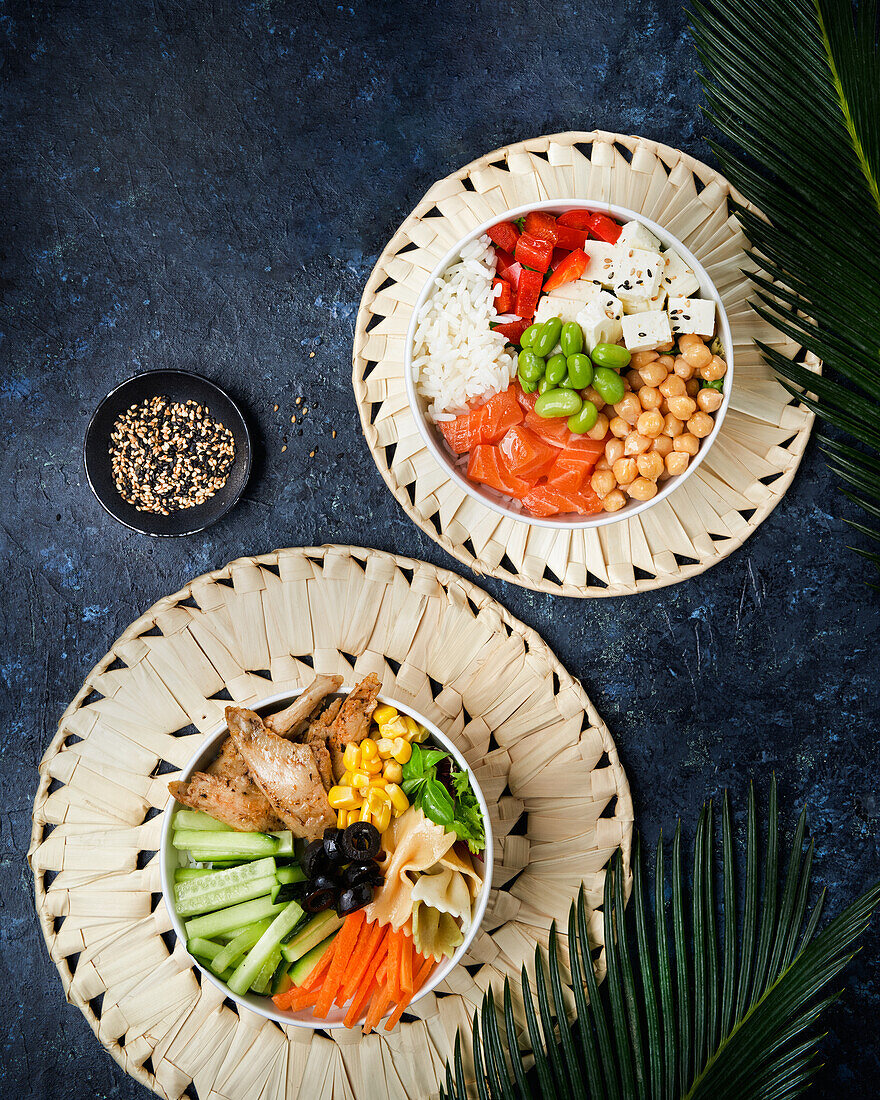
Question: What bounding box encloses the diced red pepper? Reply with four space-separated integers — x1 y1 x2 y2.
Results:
514 268 543 319
549 247 569 271
523 211 559 244
557 210 595 231
498 426 558 479
555 224 589 250
514 234 554 273
486 221 520 253
479 386 524 443
588 213 622 244
493 319 530 345
494 249 522 288
543 248 588 292
492 278 513 315
467 444 531 499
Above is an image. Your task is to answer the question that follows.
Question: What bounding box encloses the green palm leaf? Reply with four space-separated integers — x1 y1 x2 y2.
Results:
687 0 880 569
440 779 880 1100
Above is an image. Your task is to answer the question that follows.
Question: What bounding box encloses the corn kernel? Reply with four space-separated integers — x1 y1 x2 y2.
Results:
373 704 398 725
343 743 361 771
339 770 354 787
351 772 371 789
359 801 373 823
373 801 392 833
391 737 412 764
380 716 408 739
403 717 421 741
376 737 395 759
366 776 387 789
411 721 430 743
386 783 409 815
360 737 379 760
383 760 403 784
362 755 383 775
328 785 361 810
336 810 347 829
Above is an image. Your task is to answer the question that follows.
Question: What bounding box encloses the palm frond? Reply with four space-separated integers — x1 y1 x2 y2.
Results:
687 0 880 576
440 780 880 1100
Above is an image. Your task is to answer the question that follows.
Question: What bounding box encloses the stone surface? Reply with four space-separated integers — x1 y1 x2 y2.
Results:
2 2 878 1098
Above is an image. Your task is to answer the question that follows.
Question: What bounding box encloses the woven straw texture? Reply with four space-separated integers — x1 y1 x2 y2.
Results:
352 131 817 596
30 545 632 1100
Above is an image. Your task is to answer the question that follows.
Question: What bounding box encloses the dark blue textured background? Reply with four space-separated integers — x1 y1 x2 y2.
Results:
2 2 878 1097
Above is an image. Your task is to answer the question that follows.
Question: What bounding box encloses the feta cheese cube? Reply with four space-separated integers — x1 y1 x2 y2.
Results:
621 311 673 353
577 300 623 351
582 241 619 288
621 285 667 315
668 296 716 337
617 219 662 252
533 280 605 326
614 248 663 308
662 250 700 298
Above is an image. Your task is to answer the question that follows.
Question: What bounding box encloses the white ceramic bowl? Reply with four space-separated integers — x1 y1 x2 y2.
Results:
404 199 734 529
160 689 493 1029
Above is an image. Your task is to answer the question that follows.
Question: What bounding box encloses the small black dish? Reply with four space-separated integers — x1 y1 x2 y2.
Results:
84 369 252 537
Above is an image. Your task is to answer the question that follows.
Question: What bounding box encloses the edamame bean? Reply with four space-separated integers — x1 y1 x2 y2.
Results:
520 323 541 350
590 342 632 370
592 366 626 405
567 353 593 389
538 377 552 395
560 373 575 389
517 349 545 382
518 373 538 393
560 322 584 357
532 317 563 358
535 388 583 419
568 401 599 434
545 353 567 385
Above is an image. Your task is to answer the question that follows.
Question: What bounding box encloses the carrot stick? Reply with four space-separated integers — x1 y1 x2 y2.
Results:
400 932 413 995
344 973 379 1029
340 921 386 1002
387 930 401 1000
384 957 436 1031
363 986 393 1034
314 912 365 1018
300 938 337 993
286 987 321 1012
335 919 370 1005
272 988 295 1010
376 959 388 986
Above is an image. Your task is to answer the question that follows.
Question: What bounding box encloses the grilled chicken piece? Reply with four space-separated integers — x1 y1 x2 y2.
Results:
264 674 343 736
304 698 341 790
328 673 381 780
169 773 285 832
206 735 250 780
226 706 336 840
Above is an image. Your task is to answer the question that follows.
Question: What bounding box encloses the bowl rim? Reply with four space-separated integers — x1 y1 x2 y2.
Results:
83 368 252 538
403 197 734 530
159 687 494 1030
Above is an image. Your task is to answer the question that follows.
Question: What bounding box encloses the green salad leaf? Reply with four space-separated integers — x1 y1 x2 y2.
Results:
401 743 486 853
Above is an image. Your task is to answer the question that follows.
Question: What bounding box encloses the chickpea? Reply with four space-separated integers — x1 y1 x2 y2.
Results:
622 377 633 392
612 457 638 485
663 412 684 437
637 450 664 480
637 409 664 438
687 378 701 397
660 374 687 399
639 386 663 411
630 350 659 369
682 341 713 369
687 411 715 438
628 476 658 501
603 489 627 512
595 456 611 471
673 356 695 380
591 469 617 498
638 360 667 387
666 451 690 476
624 431 653 456
678 334 703 352
615 393 642 425
700 355 728 382
586 412 610 440
656 355 675 371
609 416 630 439
656 340 675 353
652 434 673 457
626 369 643 390
697 387 723 413
673 432 700 456
584 386 605 410
667 395 697 420
659 398 671 416
605 438 625 465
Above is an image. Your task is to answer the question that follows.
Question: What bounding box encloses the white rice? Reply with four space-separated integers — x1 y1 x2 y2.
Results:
412 235 516 421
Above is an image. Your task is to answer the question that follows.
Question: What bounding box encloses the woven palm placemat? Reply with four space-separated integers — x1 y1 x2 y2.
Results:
30 545 632 1100
352 131 817 596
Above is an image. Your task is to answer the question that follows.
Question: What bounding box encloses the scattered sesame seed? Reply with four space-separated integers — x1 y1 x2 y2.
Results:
309 351 315 358
291 414 296 423
296 397 302 405
309 450 315 457
332 430 336 438
273 404 279 411
281 445 287 452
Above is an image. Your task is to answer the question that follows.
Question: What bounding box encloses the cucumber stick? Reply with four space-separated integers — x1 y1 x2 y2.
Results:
187 936 224 960
252 947 283 996
174 867 216 883
275 866 306 886
210 918 273 976
173 857 277 916
184 895 287 940
227 900 305 996
173 810 233 832
172 830 278 858
282 911 344 963
288 934 337 985
269 832 296 856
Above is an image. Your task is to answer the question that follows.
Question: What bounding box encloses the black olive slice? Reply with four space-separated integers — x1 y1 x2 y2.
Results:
337 881 374 915
341 822 381 862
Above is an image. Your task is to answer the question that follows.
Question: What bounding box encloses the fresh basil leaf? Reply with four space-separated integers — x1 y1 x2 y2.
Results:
421 749 449 770
422 778 455 827
402 743 426 782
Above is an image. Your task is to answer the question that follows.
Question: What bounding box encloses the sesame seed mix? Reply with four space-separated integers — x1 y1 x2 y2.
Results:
109 395 235 515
